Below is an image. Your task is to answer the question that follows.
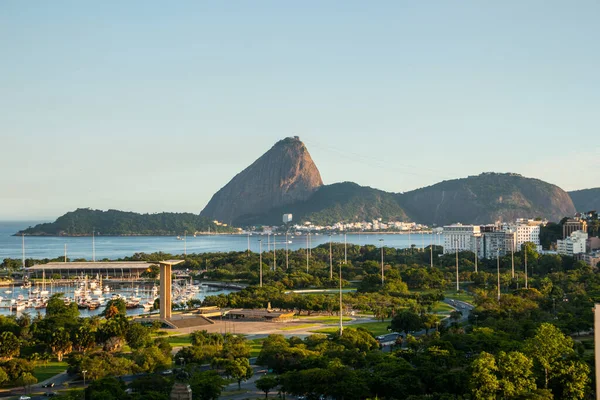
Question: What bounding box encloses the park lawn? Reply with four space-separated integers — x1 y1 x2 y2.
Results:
444 290 475 303
248 338 264 358
313 321 391 336
297 316 353 323
431 302 454 313
33 361 68 383
166 334 193 347
279 324 319 331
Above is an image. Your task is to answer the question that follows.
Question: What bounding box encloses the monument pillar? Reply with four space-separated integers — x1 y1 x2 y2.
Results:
159 260 184 323
170 382 192 400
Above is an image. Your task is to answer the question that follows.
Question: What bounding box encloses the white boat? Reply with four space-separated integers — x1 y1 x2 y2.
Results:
103 285 110 293
4 290 12 294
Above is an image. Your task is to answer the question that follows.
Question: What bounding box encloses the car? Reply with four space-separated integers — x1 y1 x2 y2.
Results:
160 369 173 375
19 396 31 400
42 382 55 388
44 392 59 397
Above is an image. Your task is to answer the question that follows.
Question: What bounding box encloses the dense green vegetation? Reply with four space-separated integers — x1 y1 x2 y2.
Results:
1 237 599 399
237 181 410 226
15 208 237 236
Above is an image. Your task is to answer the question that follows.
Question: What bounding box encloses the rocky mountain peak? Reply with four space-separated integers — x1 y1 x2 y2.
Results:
200 137 323 225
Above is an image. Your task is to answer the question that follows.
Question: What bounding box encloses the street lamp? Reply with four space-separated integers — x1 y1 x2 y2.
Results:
329 234 333 279
258 240 263 287
82 370 87 387
379 239 384 285
179 357 185 367
339 261 343 336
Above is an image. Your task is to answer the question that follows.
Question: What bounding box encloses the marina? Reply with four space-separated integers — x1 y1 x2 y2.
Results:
0 278 234 317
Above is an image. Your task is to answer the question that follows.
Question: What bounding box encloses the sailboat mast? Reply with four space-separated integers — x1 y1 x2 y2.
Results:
22 233 25 269
92 227 96 262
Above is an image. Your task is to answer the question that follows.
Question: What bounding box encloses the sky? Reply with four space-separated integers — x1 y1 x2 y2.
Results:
1 1 599 221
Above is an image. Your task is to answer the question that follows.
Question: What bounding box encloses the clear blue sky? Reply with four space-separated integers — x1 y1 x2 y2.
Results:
1 1 598 220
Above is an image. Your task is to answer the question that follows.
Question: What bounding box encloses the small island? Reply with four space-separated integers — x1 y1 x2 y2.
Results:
15 208 239 236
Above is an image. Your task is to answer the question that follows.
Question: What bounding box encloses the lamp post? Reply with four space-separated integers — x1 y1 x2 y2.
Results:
329 234 333 279
285 232 289 270
339 261 343 336
497 249 501 301
344 233 347 264
82 370 87 387
259 240 263 287
306 233 309 273
379 239 384 285
184 230 187 256
455 239 459 292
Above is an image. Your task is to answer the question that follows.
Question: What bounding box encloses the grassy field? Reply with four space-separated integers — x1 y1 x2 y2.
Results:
313 321 391 336
431 302 454 313
297 316 353 323
248 338 264 358
33 361 68 382
444 290 475 303
165 334 192 347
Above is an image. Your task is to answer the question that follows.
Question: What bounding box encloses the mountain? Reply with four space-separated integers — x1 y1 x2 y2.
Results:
568 188 600 212
16 208 236 236
235 182 410 226
200 136 323 225
399 173 576 226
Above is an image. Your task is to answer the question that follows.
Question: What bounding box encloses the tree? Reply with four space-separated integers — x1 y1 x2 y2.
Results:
0 331 20 360
126 323 152 349
549 359 589 399
189 370 226 400
101 299 127 319
256 375 278 398
224 357 253 389
50 327 73 362
497 351 536 398
470 352 499 400
46 293 79 320
0 367 8 385
524 323 574 389
390 310 424 336
19 372 37 394
133 346 172 373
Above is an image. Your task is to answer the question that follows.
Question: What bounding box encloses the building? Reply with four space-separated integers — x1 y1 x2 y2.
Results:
581 251 600 269
478 231 517 259
443 224 480 254
587 237 600 252
282 214 293 224
563 218 588 239
557 230 588 256
26 261 155 279
511 220 542 249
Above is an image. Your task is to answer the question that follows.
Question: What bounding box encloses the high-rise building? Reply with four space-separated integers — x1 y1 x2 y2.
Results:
557 230 588 256
563 218 587 239
443 224 480 254
478 231 517 259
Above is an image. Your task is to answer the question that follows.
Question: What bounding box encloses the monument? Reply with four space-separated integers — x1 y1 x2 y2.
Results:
159 260 184 322
170 382 192 400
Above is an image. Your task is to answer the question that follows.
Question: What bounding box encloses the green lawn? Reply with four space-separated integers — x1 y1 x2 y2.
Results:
444 290 475 303
249 338 264 358
297 316 353 323
313 321 391 336
166 334 193 347
431 302 454 313
33 361 68 382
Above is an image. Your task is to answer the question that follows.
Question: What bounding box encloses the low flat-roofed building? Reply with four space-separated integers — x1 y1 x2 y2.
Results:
225 309 295 322
26 261 155 279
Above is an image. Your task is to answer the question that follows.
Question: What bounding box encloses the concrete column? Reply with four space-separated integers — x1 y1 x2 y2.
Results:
160 263 172 320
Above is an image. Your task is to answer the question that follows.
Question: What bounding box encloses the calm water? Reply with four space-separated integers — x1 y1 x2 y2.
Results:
0 221 443 261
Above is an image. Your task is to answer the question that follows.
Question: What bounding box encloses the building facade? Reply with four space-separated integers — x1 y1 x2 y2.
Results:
443 224 480 254
557 230 588 256
563 218 588 239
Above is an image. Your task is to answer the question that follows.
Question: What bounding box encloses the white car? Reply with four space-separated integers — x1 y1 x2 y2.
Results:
19 396 32 400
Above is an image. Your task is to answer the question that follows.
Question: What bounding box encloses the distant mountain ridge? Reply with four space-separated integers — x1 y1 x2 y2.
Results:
399 173 576 226
16 208 235 236
569 188 600 212
200 139 578 227
200 136 323 225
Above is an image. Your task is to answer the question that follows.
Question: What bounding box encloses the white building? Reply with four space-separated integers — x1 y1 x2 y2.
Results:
282 214 293 224
557 230 588 256
443 224 481 254
476 231 517 259
510 220 542 249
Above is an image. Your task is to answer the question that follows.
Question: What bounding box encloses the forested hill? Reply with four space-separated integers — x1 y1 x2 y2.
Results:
569 188 600 212
234 182 410 226
15 208 238 236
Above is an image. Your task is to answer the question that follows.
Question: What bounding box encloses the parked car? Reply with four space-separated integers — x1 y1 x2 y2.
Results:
19 396 31 400
42 382 55 388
